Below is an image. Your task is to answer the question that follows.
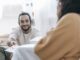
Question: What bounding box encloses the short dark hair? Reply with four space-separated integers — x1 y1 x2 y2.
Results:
18 12 32 23
58 0 80 19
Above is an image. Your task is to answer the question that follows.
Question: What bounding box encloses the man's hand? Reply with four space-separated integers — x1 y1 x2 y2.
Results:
7 40 17 47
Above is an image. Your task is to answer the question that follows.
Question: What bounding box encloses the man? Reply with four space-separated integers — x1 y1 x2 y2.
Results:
7 12 39 46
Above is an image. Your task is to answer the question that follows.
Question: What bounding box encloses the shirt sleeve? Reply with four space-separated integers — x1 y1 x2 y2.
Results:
35 13 80 60
8 28 18 41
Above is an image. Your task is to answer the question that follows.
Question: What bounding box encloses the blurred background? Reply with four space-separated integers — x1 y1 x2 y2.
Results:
0 0 57 45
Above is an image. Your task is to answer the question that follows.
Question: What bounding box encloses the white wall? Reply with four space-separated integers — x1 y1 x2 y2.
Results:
0 0 57 35
0 0 24 35
34 0 57 35
0 5 22 35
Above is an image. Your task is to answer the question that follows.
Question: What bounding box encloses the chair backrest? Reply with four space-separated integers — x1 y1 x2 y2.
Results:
0 47 11 60
0 47 6 60
0 52 5 60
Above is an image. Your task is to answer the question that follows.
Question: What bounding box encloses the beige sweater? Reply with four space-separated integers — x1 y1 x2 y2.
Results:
35 13 80 60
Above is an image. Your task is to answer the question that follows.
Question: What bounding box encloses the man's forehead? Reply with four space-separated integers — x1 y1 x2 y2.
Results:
20 15 30 20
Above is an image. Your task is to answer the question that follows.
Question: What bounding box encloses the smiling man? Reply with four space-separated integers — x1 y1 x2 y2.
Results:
7 12 39 46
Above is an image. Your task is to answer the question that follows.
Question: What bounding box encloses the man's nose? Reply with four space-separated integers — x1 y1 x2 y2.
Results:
23 22 28 25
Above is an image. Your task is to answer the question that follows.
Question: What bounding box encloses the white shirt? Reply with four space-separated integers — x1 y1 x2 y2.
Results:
9 27 40 45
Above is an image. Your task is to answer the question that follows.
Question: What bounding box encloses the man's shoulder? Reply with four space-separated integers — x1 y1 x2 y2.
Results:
11 27 21 34
31 27 39 33
31 27 41 36
12 27 21 31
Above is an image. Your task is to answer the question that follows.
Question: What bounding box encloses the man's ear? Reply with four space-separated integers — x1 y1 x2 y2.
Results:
31 19 35 26
18 21 20 25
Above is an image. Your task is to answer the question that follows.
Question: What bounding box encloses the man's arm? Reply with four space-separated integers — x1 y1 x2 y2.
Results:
7 28 18 47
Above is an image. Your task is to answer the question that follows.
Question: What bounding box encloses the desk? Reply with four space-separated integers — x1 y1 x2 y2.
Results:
6 44 40 60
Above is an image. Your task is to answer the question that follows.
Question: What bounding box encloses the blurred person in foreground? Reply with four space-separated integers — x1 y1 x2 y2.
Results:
12 0 80 60
7 12 39 47
35 0 80 60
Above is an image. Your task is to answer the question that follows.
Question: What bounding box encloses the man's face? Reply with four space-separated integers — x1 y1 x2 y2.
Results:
19 15 31 31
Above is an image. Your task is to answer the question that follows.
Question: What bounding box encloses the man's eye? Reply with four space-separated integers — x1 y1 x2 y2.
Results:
21 20 24 23
26 20 29 22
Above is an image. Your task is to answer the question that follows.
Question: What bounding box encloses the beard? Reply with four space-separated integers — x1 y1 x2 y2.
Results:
21 25 31 32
